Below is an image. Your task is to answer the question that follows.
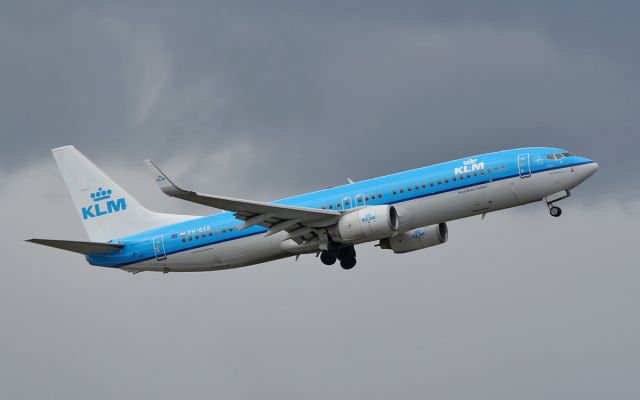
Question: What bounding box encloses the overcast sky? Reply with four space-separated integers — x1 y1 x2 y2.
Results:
1 1 638 399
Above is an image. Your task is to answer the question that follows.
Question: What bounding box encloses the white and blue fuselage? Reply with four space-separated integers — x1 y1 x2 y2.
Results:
76 147 597 273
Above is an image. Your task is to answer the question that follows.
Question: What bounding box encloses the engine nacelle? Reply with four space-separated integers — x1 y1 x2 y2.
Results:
330 205 399 243
379 223 448 254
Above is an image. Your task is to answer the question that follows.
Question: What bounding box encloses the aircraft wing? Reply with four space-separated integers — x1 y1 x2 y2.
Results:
145 160 341 240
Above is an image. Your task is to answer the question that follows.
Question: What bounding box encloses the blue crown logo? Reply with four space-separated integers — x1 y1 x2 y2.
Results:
90 187 112 202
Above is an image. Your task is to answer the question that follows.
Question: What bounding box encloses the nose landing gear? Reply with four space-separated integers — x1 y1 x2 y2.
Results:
545 190 570 218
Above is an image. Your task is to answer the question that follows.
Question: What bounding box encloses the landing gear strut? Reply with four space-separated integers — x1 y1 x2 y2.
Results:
549 206 562 217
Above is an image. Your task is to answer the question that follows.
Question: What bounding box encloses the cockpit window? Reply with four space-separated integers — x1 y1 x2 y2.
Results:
546 154 556 160
555 153 565 159
562 152 572 157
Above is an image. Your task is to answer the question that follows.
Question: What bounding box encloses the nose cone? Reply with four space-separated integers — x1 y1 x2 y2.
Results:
584 162 599 178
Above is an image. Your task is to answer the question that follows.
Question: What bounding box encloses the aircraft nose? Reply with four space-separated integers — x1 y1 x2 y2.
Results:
583 161 599 178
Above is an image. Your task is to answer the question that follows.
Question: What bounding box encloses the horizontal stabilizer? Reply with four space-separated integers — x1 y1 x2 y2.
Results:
26 239 124 255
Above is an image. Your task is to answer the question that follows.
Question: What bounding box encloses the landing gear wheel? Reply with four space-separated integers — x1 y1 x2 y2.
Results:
320 251 337 266
337 246 356 260
549 206 562 217
340 257 357 270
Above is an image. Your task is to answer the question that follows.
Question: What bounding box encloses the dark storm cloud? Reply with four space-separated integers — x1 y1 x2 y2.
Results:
1 1 638 197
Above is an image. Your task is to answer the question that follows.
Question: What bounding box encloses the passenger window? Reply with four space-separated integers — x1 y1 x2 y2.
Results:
430 182 434 187
209 231 213 237
407 186 411 192
336 202 341 207
501 166 505 170
345 200 350 205
393 190 397 195
365 196 369 201
480 170 484 175
487 168 491 174
452 176 456 181
182 237 186 242
189 236 193 241
459 175 463 180
229 227 233 232
370 194 376 199
445 178 449 183
329 204 333 209
215 229 220 234
414 185 419 190
421 183 426 189
473 172 478 176
400 188 404 193
222 228 226 233
437 180 442 185
466 174 471 178
321 205 326 209
378 193 383 198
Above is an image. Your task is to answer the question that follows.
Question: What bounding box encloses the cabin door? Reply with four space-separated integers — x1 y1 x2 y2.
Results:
518 153 532 178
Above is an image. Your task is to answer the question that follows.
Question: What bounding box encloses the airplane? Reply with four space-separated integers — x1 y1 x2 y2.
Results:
27 146 598 273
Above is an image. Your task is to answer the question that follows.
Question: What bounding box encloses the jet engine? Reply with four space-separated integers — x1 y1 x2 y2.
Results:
379 223 448 254
330 205 399 243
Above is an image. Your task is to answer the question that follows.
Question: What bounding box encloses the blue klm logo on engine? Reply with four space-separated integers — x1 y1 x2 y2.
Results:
361 213 376 223
82 187 127 220
411 229 426 239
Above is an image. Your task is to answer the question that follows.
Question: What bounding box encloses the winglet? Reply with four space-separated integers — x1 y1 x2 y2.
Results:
144 160 191 197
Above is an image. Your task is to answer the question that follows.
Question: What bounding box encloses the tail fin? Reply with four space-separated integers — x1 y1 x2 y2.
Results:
52 146 195 242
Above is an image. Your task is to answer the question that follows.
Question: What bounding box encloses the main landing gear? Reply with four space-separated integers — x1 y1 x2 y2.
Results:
320 245 357 270
320 251 337 266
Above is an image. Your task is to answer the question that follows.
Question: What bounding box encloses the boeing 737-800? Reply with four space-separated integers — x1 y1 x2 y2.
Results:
27 146 598 272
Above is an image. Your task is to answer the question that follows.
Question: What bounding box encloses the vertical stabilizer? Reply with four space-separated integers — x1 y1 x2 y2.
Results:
52 146 194 242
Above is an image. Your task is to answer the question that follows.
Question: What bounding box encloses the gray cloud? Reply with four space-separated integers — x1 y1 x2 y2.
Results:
1 2 639 399
1 1 638 195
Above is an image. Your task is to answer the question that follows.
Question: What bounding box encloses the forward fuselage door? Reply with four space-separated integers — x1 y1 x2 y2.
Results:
152 235 167 261
518 153 532 178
